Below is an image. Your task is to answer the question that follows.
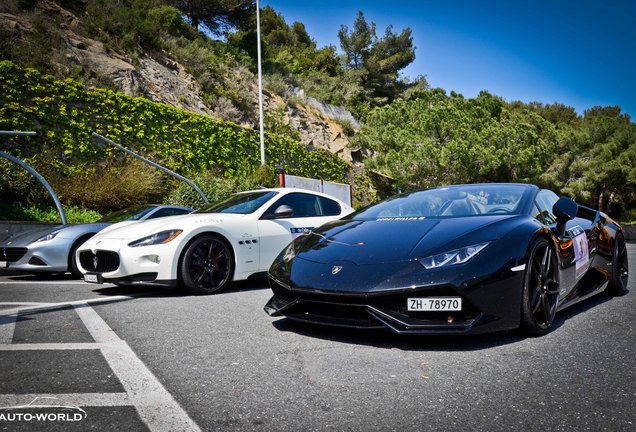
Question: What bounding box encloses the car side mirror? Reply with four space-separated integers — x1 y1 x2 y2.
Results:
272 205 294 219
552 197 578 225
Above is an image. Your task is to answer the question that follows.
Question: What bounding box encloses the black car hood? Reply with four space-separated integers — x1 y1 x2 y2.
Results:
296 215 513 265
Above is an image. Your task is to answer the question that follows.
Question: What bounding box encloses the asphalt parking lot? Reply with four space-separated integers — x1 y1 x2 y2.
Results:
0 245 635 432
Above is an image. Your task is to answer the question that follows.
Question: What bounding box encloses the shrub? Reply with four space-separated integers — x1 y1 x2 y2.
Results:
0 202 101 223
147 6 191 38
0 61 350 188
0 157 51 207
163 164 278 209
39 159 168 213
620 209 636 224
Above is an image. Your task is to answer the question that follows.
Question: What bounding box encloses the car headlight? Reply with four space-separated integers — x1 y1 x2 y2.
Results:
281 242 297 262
128 230 183 247
418 242 489 269
36 231 61 242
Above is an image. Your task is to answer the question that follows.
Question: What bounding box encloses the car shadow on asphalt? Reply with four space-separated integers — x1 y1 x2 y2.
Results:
2 272 270 298
270 292 618 351
88 276 271 298
3 272 81 281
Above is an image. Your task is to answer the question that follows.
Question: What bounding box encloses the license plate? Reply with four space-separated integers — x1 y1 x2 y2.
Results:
0 261 7 268
84 273 100 283
408 297 462 311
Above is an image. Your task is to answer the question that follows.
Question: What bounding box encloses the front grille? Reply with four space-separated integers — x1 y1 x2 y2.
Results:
0 247 28 263
270 278 299 303
79 250 120 273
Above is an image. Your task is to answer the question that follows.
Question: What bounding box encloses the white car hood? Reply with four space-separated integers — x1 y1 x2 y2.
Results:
89 213 248 241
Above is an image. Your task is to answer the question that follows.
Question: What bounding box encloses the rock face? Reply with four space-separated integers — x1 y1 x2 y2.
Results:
286 103 355 163
1 1 359 161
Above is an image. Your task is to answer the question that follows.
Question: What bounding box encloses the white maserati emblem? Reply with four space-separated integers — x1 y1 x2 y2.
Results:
331 266 342 275
93 255 98 270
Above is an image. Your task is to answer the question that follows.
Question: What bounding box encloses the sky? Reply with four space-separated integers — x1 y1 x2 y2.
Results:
261 0 636 119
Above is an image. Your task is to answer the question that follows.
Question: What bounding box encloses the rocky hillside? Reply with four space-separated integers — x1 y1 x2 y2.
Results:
0 0 359 164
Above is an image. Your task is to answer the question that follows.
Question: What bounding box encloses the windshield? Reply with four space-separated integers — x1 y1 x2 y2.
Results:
195 191 278 214
348 184 528 220
98 205 158 223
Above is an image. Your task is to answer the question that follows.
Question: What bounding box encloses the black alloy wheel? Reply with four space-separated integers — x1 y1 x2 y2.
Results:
179 234 234 295
607 234 629 296
520 238 560 336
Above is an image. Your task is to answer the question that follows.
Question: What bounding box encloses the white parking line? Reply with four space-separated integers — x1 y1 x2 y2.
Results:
0 302 56 306
0 293 163 316
0 343 103 350
73 303 201 432
0 393 131 407
0 295 201 431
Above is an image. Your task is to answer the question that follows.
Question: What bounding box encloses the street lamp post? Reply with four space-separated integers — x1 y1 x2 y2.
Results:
256 0 265 166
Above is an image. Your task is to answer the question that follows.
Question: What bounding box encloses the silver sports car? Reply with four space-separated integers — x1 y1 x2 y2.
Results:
0 204 192 277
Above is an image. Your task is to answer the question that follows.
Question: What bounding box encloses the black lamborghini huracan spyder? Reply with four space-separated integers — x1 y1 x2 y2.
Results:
264 183 629 335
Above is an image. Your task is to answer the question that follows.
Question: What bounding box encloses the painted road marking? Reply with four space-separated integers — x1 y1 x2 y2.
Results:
0 297 201 431
0 393 131 407
0 343 103 350
0 293 163 316
73 303 201 432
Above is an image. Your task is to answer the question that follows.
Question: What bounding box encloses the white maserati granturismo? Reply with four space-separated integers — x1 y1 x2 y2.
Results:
76 188 353 294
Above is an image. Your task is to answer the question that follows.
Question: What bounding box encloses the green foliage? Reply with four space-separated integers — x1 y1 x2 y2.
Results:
165 36 255 120
0 61 349 210
620 210 636 224
163 164 277 209
163 172 237 209
147 5 192 38
354 88 635 217
352 170 379 208
0 202 101 223
539 105 636 215
335 118 356 137
0 8 64 73
0 157 51 206
265 106 300 141
167 0 254 34
338 11 416 105
37 159 168 213
229 6 340 76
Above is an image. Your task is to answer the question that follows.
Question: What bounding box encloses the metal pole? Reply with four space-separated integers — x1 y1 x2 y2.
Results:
92 133 210 205
256 0 266 166
0 131 37 136
0 148 68 225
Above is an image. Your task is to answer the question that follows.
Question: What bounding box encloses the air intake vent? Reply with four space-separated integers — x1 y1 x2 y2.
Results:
28 256 47 266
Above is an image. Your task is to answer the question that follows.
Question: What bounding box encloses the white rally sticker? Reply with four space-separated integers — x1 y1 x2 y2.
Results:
570 225 590 278
290 227 313 239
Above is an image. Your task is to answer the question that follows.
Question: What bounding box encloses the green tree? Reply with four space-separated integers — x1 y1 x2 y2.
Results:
354 90 554 190
580 107 636 212
228 6 340 76
338 11 415 104
168 0 254 34
338 11 376 69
